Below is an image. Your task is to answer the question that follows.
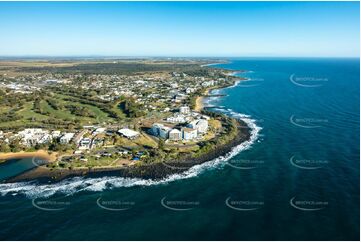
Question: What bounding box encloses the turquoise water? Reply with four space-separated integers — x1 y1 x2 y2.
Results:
0 157 43 181
0 58 359 240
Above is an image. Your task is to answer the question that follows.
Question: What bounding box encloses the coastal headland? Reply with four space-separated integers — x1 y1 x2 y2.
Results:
6 118 250 183
0 58 250 183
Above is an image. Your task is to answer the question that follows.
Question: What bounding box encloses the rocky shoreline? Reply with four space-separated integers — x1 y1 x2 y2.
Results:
5 68 251 184
5 118 250 183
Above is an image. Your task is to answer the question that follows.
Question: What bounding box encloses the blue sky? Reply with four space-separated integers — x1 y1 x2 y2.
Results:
0 1 359 57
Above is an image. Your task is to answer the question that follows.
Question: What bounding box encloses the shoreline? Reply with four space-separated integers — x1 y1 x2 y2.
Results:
195 73 246 112
200 62 227 67
4 66 254 184
6 118 251 183
0 150 57 163
194 96 203 112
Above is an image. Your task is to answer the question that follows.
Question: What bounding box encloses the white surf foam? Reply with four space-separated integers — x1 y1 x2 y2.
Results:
0 110 261 198
0 70 262 198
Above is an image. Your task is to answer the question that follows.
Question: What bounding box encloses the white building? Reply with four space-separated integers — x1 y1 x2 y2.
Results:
79 138 92 150
92 127 106 136
73 130 87 145
179 106 190 114
118 128 140 140
195 119 209 133
60 133 75 144
17 128 51 146
150 123 171 139
159 126 171 139
202 80 216 87
151 123 163 136
166 115 186 124
51 130 62 139
169 129 182 141
182 128 198 140
187 119 209 134
174 94 188 103
185 87 196 94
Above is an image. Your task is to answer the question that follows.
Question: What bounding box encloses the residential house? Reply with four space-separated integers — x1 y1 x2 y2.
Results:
79 138 92 150
73 130 87 145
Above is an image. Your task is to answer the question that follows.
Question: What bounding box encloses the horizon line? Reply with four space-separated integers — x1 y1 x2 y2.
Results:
0 55 359 59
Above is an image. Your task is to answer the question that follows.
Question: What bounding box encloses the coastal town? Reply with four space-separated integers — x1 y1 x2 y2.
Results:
0 59 249 177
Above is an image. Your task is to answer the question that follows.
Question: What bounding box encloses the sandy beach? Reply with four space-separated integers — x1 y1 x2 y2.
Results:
0 150 58 163
194 96 204 112
194 87 213 112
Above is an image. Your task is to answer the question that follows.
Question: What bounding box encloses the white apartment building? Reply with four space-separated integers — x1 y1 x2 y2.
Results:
16 128 51 146
168 129 182 141
166 115 186 124
150 123 171 139
182 128 198 140
179 106 190 114
60 133 75 144
187 119 209 134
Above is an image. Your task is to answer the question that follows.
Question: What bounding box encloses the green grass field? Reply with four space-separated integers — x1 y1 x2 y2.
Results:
0 91 125 130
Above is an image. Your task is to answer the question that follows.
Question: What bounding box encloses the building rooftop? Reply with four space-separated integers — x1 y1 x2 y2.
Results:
118 128 140 138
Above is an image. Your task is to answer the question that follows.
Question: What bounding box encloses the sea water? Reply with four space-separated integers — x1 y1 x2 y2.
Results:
0 58 359 240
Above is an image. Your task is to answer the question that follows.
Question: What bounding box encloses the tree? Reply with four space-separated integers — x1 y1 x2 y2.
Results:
158 139 165 150
9 139 23 152
0 143 11 153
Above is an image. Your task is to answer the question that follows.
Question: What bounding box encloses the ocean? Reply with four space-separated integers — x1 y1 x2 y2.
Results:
0 58 359 240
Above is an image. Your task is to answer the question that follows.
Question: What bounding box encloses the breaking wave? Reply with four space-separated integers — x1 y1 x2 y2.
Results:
0 75 261 198
0 110 261 198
